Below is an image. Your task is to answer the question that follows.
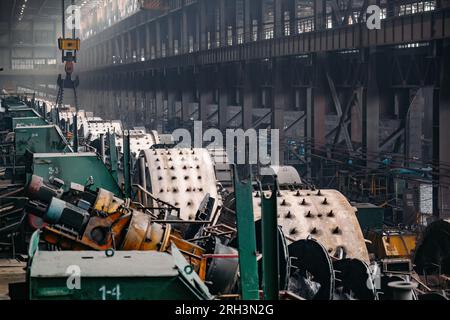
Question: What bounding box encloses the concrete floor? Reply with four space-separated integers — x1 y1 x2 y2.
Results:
0 259 26 300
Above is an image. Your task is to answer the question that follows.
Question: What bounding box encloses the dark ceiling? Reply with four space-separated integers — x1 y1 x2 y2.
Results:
0 0 101 24
0 0 62 23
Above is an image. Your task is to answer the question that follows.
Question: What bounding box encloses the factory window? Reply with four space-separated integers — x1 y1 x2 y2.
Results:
297 18 314 34
237 29 244 45
264 26 274 40
161 42 166 57
34 59 46 69
227 26 233 46
326 16 333 29
264 23 273 40
216 31 221 48
348 12 359 24
173 40 180 55
236 0 244 43
189 36 194 53
252 20 259 41
284 11 291 36
151 46 156 59
207 32 212 49
399 1 435 16
12 59 34 70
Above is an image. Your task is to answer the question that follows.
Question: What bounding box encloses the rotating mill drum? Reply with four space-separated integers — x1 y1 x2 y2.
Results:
139 148 222 223
252 188 370 263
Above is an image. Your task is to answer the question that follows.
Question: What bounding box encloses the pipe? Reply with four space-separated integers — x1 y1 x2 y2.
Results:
388 281 417 300
99 134 106 164
138 156 147 206
107 131 118 183
123 130 131 198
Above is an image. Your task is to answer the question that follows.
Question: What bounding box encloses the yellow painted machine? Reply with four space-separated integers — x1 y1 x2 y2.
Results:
366 229 417 259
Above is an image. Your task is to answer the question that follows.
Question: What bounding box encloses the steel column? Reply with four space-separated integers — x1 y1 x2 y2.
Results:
242 63 256 130
233 167 259 300
364 51 380 168
437 40 450 218
261 185 280 300
273 60 288 164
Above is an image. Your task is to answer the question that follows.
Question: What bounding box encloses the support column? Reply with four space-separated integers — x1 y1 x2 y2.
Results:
364 51 380 168
136 28 141 61
120 34 125 62
127 31 132 62
436 41 450 218
155 84 164 132
314 0 326 31
306 87 313 179
145 24 151 59
195 4 200 51
406 88 429 169
167 15 174 56
219 0 227 47
181 70 194 124
242 63 256 130
114 37 120 62
199 0 208 50
313 54 327 153
244 0 252 43
108 40 113 64
156 21 161 58
288 0 296 36
274 0 284 38
182 89 194 124
181 7 189 53
167 88 176 124
273 60 288 164
199 69 214 128
218 70 229 131
351 87 363 144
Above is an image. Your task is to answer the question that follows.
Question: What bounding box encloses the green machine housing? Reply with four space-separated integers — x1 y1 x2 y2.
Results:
26 152 122 197
15 125 71 157
28 232 212 300
353 202 385 232
3 108 47 130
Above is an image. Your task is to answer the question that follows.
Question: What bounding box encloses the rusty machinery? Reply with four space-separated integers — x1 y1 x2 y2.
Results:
24 175 172 252
22 173 240 296
217 166 379 300
133 146 242 294
253 186 376 300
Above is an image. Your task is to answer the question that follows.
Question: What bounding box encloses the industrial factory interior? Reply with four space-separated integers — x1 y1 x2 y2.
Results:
0 0 450 309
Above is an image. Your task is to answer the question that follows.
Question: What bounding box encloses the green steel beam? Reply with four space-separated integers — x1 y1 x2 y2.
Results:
107 131 119 183
261 182 280 300
28 153 122 197
233 166 259 300
73 113 78 152
123 130 132 198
